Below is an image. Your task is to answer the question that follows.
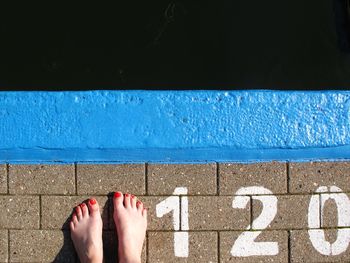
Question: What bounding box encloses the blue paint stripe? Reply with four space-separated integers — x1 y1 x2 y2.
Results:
0 145 350 164
0 90 349 163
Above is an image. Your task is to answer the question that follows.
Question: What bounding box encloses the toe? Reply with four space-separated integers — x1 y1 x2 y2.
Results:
142 208 148 218
87 198 100 216
72 213 78 225
113 191 124 209
124 193 131 208
136 200 143 212
80 202 89 217
131 194 137 208
75 206 82 220
69 221 75 231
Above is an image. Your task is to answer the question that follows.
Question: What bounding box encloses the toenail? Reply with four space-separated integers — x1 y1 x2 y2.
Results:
114 192 122 198
89 198 96 205
125 193 130 197
131 194 135 199
75 207 80 212
80 203 85 207
136 200 142 207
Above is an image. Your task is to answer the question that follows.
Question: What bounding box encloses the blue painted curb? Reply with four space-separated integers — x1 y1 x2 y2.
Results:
0 90 349 163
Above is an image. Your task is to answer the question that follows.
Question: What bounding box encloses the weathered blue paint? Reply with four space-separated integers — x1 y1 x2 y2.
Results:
0 90 349 163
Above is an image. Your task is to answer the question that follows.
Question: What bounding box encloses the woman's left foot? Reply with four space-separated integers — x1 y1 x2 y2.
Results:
70 198 103 263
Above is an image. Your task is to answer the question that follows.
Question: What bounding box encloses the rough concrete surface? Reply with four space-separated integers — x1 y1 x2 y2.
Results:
1 162 350 262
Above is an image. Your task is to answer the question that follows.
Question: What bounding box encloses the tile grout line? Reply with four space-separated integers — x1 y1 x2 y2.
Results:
145 163 149 263
39 195 42 229
6 163 9 194
217 231 220 263
216 162 220 196
74 162 78 195
145 163 148 196
146 232 149 263
286 162 290 194
319 194 322 228
7 229 10 263
250 196 253 230
288 230 291 263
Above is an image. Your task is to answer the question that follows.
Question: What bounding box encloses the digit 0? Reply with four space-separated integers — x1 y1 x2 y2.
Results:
308 186 350 256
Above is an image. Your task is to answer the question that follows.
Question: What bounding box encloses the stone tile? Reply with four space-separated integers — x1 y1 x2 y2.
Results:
321 192 350 228
41 196 109 230
9 230 76 263
289 162 350 194
252 195 310 230
77 164 145 195
110 196 174 230
148 231 217 262
147 164 217 195
9 164 75 195
291 229 350 262
103 231 146 263
188 196 250 230
0 196 39 229
0 165 6 194
219 162 287 195
220 230 288 263
0 230 7 263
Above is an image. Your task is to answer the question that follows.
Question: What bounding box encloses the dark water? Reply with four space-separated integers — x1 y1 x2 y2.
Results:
0 1 349 90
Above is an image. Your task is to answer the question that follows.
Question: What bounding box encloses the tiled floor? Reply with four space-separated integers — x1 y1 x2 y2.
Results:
1 162 350 262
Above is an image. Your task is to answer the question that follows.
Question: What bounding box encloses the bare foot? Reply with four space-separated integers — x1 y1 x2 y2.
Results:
113 192 147 263
70 198 103 263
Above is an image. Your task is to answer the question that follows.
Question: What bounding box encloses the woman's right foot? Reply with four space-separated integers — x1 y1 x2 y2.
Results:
113 192 147 263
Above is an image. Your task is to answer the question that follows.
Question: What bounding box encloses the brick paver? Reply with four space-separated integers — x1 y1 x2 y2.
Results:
220 230 289 262
148 164 217 195
77 164 145 195
9 230 76 263
219 162 287 195
0 230 7 263
252 195 310 230
9 165 75 195
291 229 350 262
148 231 218 262
41 196 109 230
0 165 6 194
188 196 250 230
2 162 350 262
0 196 40 229
132 196 176 231
289 162 350 194
321 192 350 228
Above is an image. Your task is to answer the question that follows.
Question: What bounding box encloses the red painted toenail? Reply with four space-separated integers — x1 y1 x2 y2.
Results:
75 207 80 212
136 200 142 207
131 194 135 199
80 203 85 207
125 193 130 197
114 192 122 198
89 199 96 205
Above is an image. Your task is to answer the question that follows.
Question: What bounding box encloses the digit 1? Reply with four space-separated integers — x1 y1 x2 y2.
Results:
156 187 189 257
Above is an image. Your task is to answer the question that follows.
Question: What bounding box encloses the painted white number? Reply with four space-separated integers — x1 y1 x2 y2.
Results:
155 184 350 259
156 187 189 257
308 186 350 256
231 186 278 257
